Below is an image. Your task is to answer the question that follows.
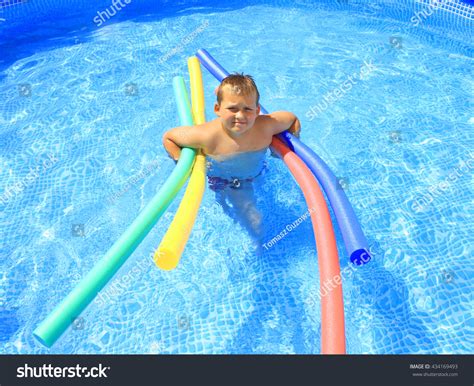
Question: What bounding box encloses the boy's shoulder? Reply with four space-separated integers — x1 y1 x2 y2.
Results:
201 118 221 129
254 113 275 131
193 119 221 147
196 118 220 137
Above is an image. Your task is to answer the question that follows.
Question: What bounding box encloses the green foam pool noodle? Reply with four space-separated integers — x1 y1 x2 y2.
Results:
33 76 196 347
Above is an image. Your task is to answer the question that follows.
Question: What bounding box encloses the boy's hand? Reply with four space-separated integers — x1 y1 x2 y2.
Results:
288 117 301 138
265 111 302 138
162 125 207 162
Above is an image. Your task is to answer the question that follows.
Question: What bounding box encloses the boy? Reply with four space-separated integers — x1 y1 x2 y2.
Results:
163 74 301 241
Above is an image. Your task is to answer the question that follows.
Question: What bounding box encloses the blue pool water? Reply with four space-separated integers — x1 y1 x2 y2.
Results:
0 0 473 354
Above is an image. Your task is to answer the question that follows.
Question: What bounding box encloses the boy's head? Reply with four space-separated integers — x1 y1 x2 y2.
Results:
216 73 260 106
214 73 261 136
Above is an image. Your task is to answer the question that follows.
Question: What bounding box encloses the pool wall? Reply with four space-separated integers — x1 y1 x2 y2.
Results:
1 0 473 31
2 0 471 70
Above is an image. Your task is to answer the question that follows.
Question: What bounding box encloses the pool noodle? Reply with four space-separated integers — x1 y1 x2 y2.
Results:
279 131 371 265
33 77 197 347
154 58 207 270
272 136 345 354
192 47 346 351
195 48 371 265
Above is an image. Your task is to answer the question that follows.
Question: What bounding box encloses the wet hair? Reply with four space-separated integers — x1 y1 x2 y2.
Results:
216 73 260 106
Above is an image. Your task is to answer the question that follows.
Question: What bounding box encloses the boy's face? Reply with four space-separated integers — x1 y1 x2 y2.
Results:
214 86 260 136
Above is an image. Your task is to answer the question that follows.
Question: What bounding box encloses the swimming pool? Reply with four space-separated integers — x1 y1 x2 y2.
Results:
1 0 472 354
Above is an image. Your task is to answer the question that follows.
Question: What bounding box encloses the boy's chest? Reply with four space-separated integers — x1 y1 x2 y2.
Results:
210 131 272 155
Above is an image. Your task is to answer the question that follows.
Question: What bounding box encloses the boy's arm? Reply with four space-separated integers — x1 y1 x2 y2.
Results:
263 111 301 138
162 125 207 161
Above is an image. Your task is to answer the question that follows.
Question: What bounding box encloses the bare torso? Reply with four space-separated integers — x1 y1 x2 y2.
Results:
200 116 273 157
